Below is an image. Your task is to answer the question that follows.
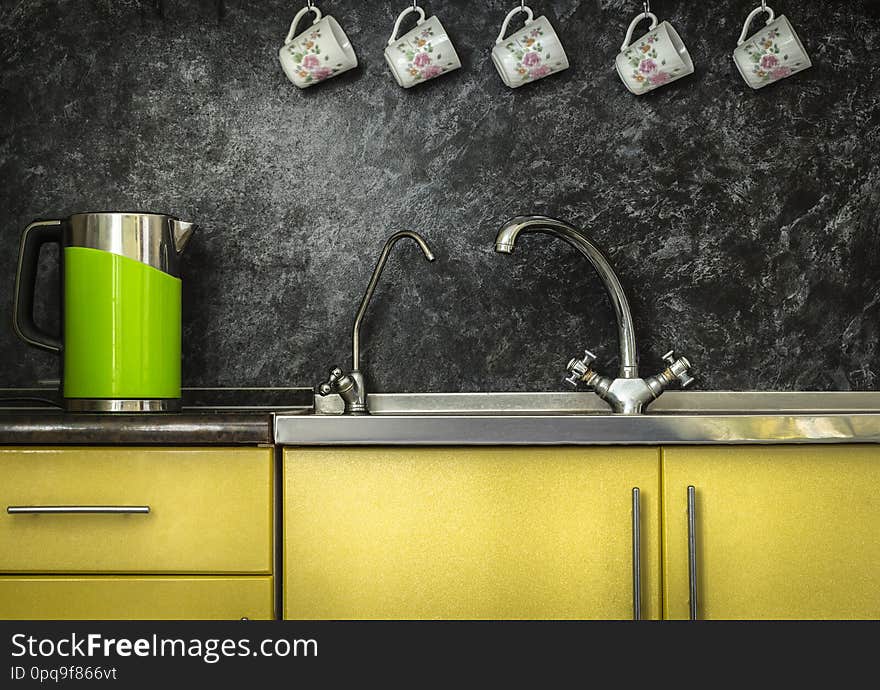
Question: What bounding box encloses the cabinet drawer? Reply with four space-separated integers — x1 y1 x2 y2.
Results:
0 576 273 619
0 447 272 574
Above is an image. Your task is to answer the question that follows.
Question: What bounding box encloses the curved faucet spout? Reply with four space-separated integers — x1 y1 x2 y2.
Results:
353 230 435 370
319 230 435 415
494 215 638 379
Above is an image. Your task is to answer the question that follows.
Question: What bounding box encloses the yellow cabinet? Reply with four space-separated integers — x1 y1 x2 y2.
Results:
662 445 880 620
284 446 661 620
0 447 273 574
0 576 273 620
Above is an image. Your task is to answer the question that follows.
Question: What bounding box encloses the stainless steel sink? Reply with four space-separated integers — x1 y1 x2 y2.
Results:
314 391 880 416
275 391 880 446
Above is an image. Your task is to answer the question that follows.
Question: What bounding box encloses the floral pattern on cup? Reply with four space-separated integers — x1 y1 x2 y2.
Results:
285 29 346 85
622 31 683 92
742 27 806 85
503 26 561 84
397 24 455 83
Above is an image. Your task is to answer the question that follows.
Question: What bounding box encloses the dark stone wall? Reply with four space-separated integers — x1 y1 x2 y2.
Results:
1 0 878 393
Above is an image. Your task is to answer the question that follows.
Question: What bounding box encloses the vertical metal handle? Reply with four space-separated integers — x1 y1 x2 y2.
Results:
632 487 641 621
687 485 698 621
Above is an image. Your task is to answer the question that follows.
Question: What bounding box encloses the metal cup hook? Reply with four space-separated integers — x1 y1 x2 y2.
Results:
643 1 651 18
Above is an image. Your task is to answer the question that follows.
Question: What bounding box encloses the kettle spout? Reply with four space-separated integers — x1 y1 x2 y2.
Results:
169 219 195 254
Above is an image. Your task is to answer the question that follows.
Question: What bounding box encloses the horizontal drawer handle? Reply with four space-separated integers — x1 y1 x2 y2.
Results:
7 505 150 515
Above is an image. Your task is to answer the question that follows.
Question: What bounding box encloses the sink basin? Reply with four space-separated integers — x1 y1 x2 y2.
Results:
313 391 880 417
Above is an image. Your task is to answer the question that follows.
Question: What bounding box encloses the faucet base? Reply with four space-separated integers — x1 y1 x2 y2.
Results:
566 348 695 414
603 377 657 414
317 369 367 415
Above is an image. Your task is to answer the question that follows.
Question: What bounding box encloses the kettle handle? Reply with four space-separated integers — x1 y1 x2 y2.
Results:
13 220 63 352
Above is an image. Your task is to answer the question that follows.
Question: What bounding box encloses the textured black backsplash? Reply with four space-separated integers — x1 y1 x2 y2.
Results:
1 0 878 393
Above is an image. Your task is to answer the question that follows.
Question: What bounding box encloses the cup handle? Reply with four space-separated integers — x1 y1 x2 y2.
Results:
388 5 427 45
737 5 775 46
284 4 322 45
621 11 659 51
495 5 534 45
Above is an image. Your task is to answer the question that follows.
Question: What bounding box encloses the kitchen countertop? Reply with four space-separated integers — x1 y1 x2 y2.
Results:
4 389 880 447
274 392 880 446
0 387 312 445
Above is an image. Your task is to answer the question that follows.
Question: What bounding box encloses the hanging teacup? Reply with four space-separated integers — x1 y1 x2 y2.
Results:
279 1 358 88
733 2 812 89
615 1 694 95
385 2 461 88
491 3 570 88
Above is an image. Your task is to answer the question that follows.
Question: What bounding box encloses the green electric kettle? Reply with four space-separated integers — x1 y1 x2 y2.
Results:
13 212 195 412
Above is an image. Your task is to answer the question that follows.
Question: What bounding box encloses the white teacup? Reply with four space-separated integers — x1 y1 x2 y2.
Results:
733 5 811 89
279 4 358 88
615 12 694 95
385 5 461 88
491 5 569 89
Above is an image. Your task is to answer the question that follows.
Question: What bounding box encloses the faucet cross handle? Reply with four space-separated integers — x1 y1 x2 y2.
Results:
317 367 345 397
662 350 695 388
564 349 598 388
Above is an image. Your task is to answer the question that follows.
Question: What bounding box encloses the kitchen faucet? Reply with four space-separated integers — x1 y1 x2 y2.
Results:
317 231 435 414
494 215 694 414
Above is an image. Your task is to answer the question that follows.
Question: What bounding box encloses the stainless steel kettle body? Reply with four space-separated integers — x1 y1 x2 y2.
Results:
13 212 195 412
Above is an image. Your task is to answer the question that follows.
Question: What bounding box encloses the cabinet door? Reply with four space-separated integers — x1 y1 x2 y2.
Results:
0 576 274 620
663 445 880 620
285 447 661 620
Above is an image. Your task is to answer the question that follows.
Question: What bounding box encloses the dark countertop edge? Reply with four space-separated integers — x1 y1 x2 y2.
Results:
0 411 289 446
